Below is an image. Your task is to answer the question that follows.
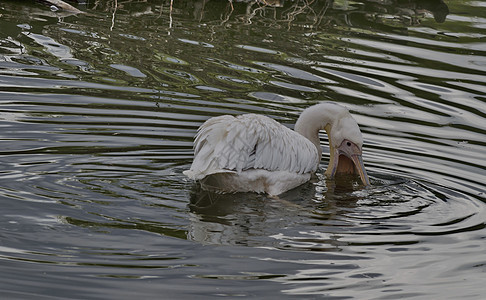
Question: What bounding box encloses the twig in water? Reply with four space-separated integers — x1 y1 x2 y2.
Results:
110 0 117 31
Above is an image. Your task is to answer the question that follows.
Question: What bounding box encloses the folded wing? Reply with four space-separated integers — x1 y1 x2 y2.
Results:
184 114 319 180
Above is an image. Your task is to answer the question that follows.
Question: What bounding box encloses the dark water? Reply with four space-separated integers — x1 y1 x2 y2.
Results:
1 0 485 298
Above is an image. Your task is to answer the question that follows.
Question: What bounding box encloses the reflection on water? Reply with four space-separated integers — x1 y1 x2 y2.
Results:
1 0 486 298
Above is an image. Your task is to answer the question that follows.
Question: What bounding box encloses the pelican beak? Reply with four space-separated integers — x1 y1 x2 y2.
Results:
350 153 370 186
327 139 370 186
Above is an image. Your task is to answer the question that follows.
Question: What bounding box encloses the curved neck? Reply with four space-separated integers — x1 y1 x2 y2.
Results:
294 105 339 158
294 103 365 180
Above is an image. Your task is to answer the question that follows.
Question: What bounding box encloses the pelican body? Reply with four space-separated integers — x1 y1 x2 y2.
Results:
184 102 369 195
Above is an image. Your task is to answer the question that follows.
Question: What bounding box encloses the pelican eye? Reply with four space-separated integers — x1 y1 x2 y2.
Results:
347 141 351 147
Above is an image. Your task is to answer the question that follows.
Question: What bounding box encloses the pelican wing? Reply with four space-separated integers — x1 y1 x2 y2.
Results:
184 114 319 180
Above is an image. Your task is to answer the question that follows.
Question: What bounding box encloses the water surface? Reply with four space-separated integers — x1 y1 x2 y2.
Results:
0 0 485 298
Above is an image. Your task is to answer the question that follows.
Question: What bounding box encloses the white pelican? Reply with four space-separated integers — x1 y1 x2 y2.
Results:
184 102 369 195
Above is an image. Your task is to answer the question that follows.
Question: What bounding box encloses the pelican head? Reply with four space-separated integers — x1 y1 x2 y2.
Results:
295 102 370 186
327 138 369 185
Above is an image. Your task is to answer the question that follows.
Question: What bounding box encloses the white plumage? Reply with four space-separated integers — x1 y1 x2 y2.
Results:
184 102 369 195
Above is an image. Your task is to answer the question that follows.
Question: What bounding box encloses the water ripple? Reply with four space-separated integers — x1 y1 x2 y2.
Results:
0 0 485 298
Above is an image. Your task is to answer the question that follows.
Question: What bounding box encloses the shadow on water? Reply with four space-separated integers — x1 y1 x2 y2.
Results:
187 169 486 250
188 173 365 215
187 175 382 247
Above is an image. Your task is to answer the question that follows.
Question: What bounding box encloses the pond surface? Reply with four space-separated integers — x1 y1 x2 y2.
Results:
1 0 485 298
